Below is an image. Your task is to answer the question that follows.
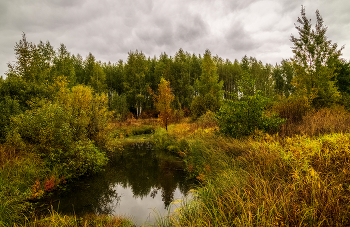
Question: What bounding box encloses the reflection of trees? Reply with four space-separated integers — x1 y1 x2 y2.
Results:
40 143 196 216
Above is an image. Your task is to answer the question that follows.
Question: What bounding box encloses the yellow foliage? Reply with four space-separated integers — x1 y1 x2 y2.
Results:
149 78 174 130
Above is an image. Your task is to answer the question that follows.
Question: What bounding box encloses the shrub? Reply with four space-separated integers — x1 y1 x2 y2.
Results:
216 92 285 138
6 84 112 178
191 93 220 119
273 96 311 124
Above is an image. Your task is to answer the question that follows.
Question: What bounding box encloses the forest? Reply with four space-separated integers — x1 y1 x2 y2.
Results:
1 7 350 227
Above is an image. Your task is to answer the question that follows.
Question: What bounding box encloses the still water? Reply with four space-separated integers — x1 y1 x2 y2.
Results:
38 143 196 226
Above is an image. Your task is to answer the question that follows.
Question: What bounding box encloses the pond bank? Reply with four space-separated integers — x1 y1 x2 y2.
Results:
34 142 197 226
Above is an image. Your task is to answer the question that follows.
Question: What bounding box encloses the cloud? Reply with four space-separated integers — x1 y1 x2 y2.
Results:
225 22 258 51
0 0 350 76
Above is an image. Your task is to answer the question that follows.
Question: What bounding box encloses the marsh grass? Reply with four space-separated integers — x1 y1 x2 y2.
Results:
167 132 350 226
19 209 133 227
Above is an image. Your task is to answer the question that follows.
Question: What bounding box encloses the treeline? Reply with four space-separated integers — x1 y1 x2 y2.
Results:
1 34 298 117
1 25 350 134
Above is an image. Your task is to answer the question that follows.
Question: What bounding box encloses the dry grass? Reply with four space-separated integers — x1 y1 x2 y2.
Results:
279 106 350 137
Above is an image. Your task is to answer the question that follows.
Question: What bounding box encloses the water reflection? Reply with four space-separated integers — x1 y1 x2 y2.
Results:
39 143 195 225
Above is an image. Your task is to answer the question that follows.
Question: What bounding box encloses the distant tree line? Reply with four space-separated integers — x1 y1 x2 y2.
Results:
1 6 350 138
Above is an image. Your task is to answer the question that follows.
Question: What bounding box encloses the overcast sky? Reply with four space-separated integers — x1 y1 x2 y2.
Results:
1 0 350 77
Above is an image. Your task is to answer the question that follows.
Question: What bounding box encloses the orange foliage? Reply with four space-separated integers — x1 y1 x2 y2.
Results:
44 176 56 192
148 78 174 130
32 179 44 198
196 173 205 182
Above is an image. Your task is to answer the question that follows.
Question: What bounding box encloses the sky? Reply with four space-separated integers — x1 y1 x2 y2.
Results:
1 0 350 77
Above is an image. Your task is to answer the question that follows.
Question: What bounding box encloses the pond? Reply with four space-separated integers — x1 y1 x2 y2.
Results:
36 142 196 226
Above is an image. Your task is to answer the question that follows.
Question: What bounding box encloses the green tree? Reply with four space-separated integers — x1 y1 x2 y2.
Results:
273 59 295 97
335 59 350 95
89 61 107 93
124 50 148 117
7 33 54 83
52 44 76 86
191 50 223 118
290 6 343 107
109 92 128 121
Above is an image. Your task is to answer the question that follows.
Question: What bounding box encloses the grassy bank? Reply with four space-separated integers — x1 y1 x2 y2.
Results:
149 107 350 226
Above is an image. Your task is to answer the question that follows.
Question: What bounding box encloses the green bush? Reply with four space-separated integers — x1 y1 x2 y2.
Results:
47 140 108 177
216 92 285 138
6 84 112 178
191 93 220 119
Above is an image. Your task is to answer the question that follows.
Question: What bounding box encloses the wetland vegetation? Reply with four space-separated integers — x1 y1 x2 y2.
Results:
1 7 350 226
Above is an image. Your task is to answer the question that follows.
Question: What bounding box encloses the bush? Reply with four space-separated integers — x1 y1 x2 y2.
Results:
191 93 220 119
216 92 285 138
6 84 112 178
273 96 311 124
47 140 108 177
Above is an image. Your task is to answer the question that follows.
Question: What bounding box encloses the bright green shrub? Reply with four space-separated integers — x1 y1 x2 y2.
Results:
216 92 285 138
8 103 73 153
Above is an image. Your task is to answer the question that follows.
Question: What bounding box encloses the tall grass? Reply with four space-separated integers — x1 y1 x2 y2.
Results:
19 209 133 227
164 131 350 226
0 148 46 226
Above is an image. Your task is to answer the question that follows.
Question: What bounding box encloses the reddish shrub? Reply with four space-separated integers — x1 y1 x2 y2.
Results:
44 176 56 192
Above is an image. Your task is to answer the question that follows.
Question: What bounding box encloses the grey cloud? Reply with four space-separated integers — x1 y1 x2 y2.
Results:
175 15 208 42
225 22 259 51
224 0 261 11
